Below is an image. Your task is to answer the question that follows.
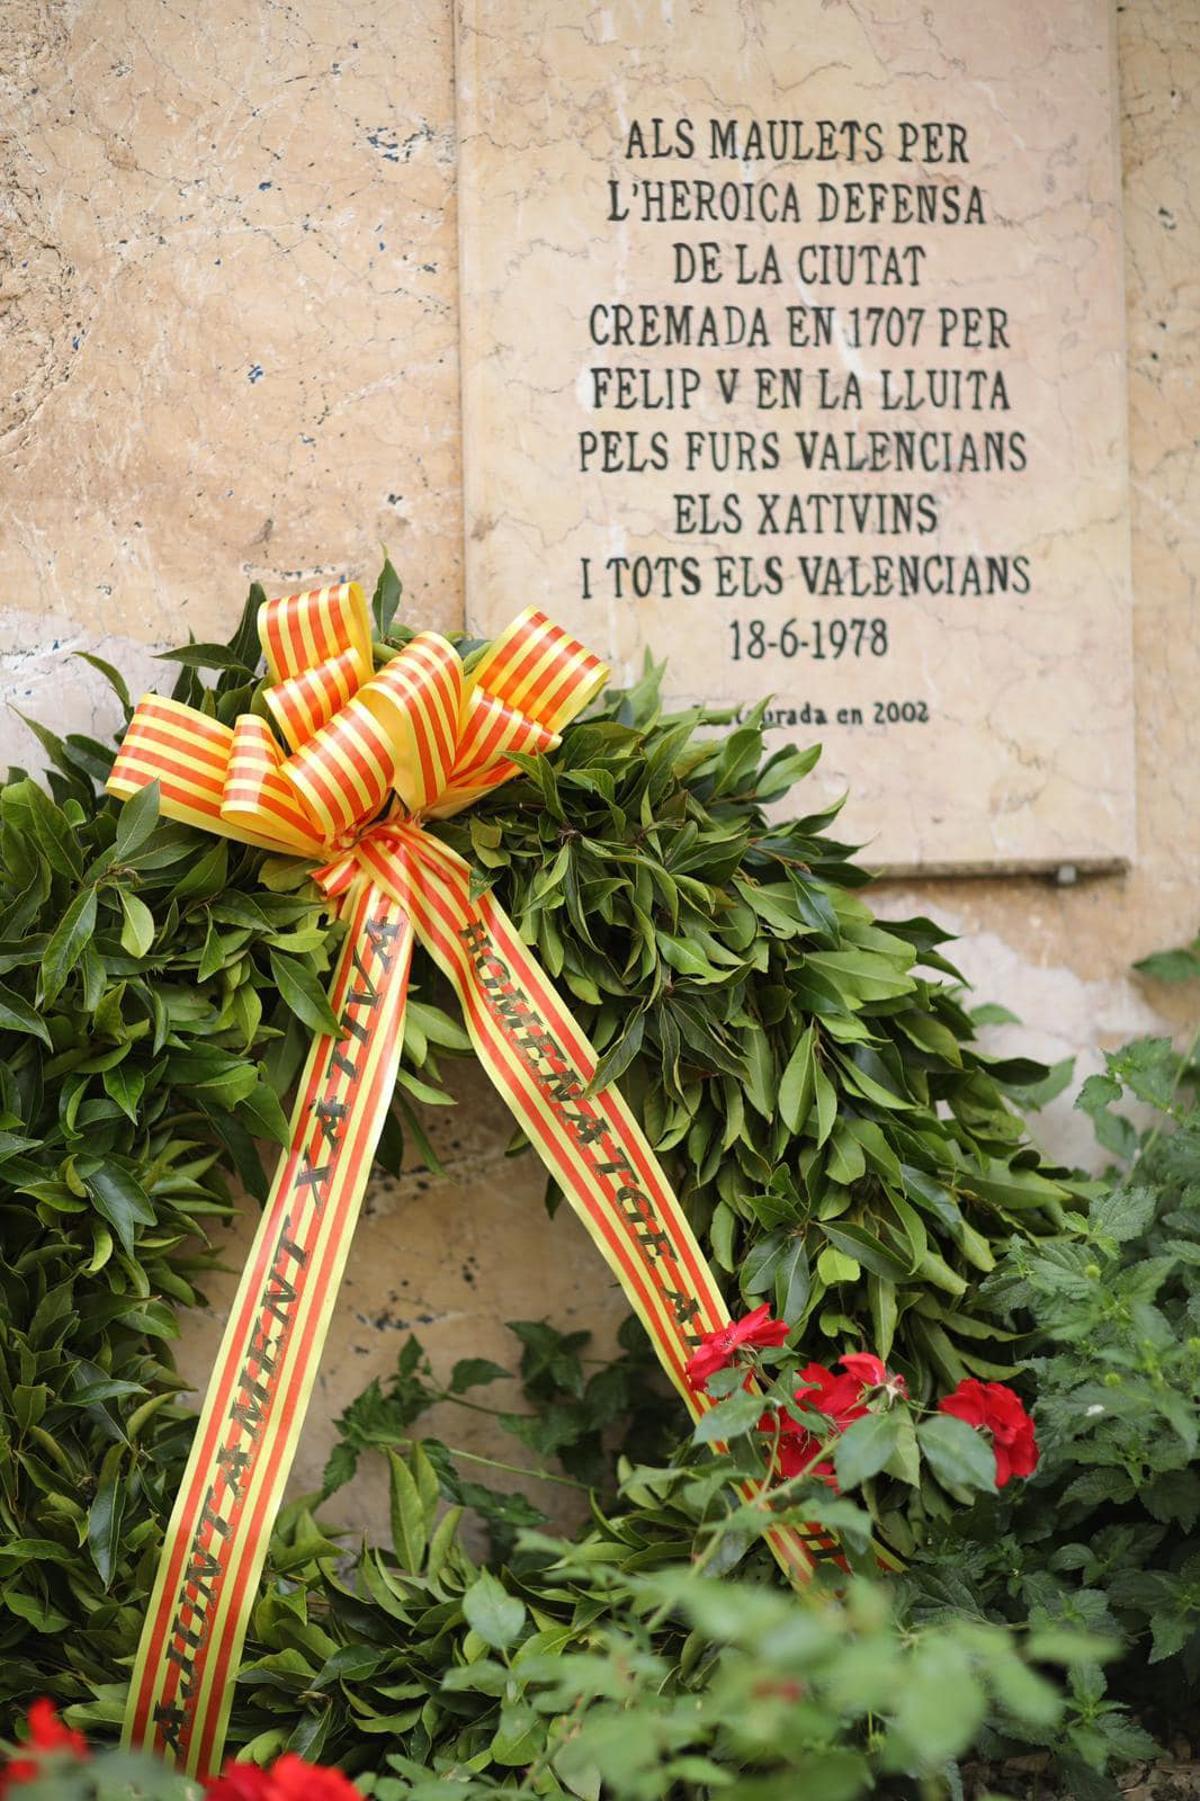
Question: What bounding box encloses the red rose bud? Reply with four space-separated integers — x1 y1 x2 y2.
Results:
685 1303 790 1391
938 1377 1039 1487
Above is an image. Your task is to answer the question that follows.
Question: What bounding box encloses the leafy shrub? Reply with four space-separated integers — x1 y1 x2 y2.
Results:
153 1333 1074 1795
913 984 1200 1795
365 1555 1076 1801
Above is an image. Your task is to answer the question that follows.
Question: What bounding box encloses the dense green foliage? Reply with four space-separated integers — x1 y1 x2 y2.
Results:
913 1000 1200 1796
0 571 1193 1800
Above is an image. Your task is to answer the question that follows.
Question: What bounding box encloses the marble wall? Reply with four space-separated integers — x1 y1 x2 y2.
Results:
0 0 463 739
0 0 1196 1532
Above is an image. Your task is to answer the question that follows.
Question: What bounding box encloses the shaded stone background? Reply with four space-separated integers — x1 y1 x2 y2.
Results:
0 0 1196 1534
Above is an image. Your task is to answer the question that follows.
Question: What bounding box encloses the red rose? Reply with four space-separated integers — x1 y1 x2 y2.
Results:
762 1351 906 1492
768 1409 836 1486
794 1359 870 1426
269 1755 361 1801
939 1378 1039 1487
204 1763 275 1801
206 1757 360 1801
839 1351 908 1401
2 1700 89 1793
795 1352 906 1424
685 1303 790 1391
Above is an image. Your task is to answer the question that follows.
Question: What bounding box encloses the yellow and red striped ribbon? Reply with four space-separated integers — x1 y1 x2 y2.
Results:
107 582 830 1776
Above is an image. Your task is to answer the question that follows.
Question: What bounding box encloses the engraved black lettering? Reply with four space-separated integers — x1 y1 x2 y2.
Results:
567 1110 608 1147
197 1489 232 1539
460 921 490 959
275 1228 309 1271
164 1642 199 1701
181 1544 223 1609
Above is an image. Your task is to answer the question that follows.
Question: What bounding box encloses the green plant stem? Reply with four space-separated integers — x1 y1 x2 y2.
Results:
426 1442 590 1492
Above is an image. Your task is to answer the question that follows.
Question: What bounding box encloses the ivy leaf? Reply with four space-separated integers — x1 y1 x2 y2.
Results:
657 932 722 982
237 1078 291 1147
588 1010 644 1095
890 1635 987 1767
813 1065 837 1147
1107 1037 1181 1111
229 582 267 671
388 1450 428 1573
372 553 404 638
450 1358 511 1394
22 780 83 879
462 1571 526 1650
779 1025 815 1132
774 1236 810 1323
76 650 132 714
118 889 156 957
156 641 254 671
269 951 342 1037
322 1441 359 1498
820 1222 909 1283
1134 944 1200 984
103 1061 145 1123
1089 1186 1157 1245
692 1387 765 1444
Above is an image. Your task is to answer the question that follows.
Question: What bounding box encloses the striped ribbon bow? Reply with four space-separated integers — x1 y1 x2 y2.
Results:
107 582 828 1776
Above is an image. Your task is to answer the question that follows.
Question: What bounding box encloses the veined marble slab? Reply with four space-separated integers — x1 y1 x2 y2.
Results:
455 0 1134 873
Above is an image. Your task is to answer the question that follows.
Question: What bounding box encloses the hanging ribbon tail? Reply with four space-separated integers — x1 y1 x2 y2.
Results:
389 826 838 1588
123 881 415 1776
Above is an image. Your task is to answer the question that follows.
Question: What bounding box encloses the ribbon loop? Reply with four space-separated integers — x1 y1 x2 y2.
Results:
470 605 608 735
278 692 397 843
222 715 324 854
265 646 368 751
430 688 559 818
259 580 372 686
356 633 465 814
112 593 600 856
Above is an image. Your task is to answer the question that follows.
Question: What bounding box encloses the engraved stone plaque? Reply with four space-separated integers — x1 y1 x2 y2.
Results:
455 0 1134 872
